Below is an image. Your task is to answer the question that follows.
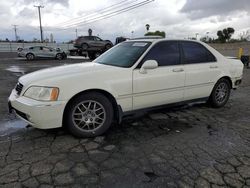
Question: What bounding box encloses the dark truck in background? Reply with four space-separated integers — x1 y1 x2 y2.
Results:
72 36 113 60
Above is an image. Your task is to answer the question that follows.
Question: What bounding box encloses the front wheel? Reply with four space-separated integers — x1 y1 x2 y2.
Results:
209 78 231 108
105 44 112 50
64 92 114 137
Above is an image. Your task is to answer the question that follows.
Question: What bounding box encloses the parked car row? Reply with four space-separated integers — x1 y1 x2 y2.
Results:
16 36 129 61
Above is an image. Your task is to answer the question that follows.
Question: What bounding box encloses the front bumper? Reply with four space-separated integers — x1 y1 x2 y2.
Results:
8 89 67 129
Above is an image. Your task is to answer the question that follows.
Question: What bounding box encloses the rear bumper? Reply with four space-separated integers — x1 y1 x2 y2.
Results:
231 76 242 88
8 90 67 129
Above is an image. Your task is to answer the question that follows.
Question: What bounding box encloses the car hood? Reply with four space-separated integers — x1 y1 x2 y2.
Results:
19 62 114 85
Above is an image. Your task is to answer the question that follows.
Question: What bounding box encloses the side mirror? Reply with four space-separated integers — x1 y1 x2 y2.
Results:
140 60 158 74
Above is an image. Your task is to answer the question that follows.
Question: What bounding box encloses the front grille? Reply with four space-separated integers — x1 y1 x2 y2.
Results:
15 82 23 95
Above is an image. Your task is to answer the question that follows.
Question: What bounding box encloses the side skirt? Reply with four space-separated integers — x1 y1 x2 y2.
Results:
117 97 209 124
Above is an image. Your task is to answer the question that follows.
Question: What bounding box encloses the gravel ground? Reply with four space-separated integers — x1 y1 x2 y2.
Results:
0 53 250 188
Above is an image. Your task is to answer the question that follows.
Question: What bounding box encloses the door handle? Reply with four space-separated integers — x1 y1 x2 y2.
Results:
210 65 218 69
172 68 184 72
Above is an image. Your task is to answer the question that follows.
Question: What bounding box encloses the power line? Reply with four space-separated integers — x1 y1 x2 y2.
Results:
55 0 133 27
60 0 154 29
60 0 150 28
34 5 44 42
12 25 18 41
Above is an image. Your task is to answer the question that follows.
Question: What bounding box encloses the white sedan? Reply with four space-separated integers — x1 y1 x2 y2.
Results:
8 39 243 137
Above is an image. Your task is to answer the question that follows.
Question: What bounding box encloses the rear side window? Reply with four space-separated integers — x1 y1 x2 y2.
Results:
142 41 180 67
181 41 216 64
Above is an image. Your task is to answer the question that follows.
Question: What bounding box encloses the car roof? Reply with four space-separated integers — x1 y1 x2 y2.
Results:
128 38 202 43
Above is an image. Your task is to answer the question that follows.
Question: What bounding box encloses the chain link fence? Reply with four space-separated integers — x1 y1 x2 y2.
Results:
0 42 74 52
0 41 249 57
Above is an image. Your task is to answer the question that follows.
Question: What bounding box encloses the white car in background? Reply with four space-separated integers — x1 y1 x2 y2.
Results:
18 46 67 60
8 39 243 137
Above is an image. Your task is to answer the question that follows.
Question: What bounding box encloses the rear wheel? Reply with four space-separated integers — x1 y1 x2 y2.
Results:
56 53 63 60
26 53 34 60
81 43 88 50
209 78 231 108
64 92 114 137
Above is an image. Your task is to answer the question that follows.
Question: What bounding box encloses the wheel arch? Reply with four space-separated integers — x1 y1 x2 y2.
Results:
217 76 232 89
81 43 89 49
62 89 120 126
26 53 35 59
55 53 63 59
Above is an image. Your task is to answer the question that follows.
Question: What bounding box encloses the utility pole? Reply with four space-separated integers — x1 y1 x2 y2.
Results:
12 25 18 41
75 28 78 38
34 5 44 42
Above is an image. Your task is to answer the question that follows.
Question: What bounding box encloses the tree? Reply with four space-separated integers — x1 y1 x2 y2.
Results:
145 24 150 32
216 27 235 43
145 30 166 38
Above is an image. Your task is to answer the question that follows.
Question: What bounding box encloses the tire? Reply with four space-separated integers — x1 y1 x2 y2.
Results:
56 53 63 60
26 53 34 60
64 92 114 137
105 44 112 50
209 78 231 108
81 43 88 50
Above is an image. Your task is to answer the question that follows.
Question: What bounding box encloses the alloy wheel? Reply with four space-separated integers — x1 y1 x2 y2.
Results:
72 100 106 132
215 82 228 104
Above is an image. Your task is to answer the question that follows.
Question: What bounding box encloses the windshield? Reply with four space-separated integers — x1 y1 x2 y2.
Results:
95 41 151 68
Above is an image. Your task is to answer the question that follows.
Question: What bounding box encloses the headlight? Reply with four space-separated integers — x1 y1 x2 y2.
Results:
24 86 59 101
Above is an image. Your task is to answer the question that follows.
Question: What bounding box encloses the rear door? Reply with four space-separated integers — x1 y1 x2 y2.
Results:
181 41 221 100
133 41 185 110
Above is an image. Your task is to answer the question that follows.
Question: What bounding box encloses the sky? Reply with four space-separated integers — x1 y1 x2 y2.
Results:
0 0 249 42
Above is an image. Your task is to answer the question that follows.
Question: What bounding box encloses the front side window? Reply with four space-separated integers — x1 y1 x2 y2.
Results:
96 41 151 68
141 41 180 67
181 41 216 64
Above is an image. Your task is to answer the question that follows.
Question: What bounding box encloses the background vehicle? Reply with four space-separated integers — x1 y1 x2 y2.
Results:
9 39 243 137
18 46 67 60
74 36 113 50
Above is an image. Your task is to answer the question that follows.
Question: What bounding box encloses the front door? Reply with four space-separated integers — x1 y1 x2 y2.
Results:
133 41 185 110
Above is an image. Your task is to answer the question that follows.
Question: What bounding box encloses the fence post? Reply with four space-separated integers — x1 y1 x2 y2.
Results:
9 42 12 52
238 47 243 59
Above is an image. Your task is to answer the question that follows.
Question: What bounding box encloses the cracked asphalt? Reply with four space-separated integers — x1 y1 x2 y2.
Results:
0 53 250 188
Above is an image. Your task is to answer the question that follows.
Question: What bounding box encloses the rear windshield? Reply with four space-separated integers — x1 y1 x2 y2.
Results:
96 41 151 68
